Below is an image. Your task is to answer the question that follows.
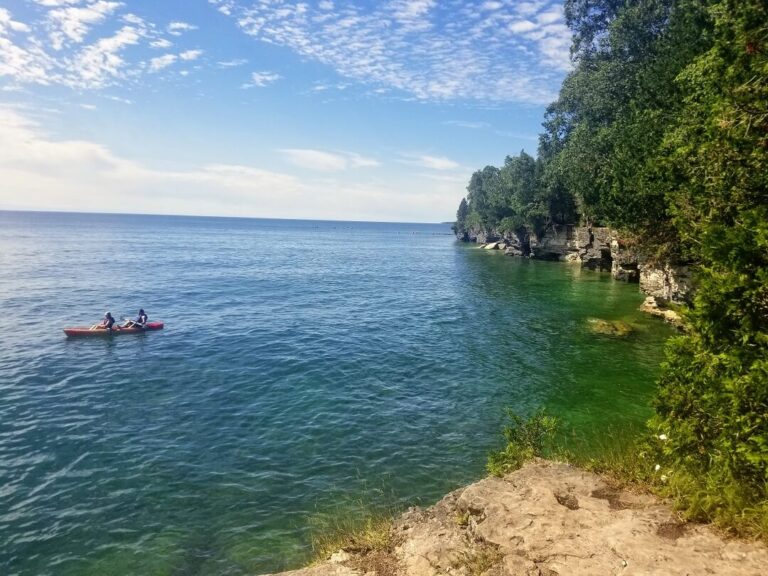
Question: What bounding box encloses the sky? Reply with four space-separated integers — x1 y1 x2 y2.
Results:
0 0 572 222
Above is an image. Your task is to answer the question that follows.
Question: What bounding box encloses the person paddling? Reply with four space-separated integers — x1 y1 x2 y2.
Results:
123 309 148 329
94 312 116 331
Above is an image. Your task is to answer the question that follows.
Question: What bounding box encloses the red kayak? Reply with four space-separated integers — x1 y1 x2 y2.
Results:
64 321 164 337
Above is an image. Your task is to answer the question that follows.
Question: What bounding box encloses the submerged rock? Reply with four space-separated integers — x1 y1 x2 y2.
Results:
587 317 634 337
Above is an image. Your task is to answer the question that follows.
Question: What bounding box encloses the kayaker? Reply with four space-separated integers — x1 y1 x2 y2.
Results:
123 309 148 328
96 312 116 331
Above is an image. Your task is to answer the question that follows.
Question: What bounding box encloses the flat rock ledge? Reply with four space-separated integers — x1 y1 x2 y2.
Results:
639 296 683 327
270 460 768 576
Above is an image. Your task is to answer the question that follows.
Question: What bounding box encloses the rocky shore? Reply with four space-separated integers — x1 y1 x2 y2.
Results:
274 460 768 576
464 225 688 326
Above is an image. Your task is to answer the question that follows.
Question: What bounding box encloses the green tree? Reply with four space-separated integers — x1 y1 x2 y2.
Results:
465 166 502 230
453 198 470 237
652 0 768 531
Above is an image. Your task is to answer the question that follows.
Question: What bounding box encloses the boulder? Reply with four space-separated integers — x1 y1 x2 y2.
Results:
640 296 683 326
587 317 634 337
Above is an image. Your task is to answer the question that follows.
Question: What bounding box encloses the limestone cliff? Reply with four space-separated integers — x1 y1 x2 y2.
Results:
464 225 691 310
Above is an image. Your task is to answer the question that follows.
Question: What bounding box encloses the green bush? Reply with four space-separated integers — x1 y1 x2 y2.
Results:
487 409 558 477
650 0 768 538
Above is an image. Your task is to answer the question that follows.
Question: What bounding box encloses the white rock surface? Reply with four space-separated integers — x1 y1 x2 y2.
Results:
272 460 768 576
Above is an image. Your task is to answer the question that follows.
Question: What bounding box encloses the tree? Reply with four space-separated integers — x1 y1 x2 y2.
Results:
651 0 768 531
452 198 470 238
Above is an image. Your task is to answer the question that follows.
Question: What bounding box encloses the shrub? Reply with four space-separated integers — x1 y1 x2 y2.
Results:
487 409 558 477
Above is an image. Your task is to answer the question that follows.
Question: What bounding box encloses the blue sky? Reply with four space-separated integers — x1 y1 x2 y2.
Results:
0 0 571 222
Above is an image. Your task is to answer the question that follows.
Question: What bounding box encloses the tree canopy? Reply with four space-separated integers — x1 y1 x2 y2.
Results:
455 0 768 536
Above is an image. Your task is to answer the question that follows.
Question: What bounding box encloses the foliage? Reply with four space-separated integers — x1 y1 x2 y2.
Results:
455 151 551 242
487 409 558 477
310 513 396 564
457 0 768 539
650 0 768 534
554 424 662 489
452 198 470 237
450 545 504 576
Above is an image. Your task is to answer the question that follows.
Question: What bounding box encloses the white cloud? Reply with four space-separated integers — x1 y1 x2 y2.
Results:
345 152 380 168
0 106 455 222
122 13 144 26
389 0 436 31
217 58 247 67
33 0 82 7
104 94 131 104
46 1 123 50
179 49 203 61
242 70 280 88
0 8 31 33
510 20 537 33
0 5 213 89
537 9 563 25
149 53 176 72
443 120 490 129
167 21 197 36
208 0 237 16
401 154 460 171
64 25 144 88
0 37 56 85
279 148 379 172
150 38 172 49
1 0 573 104
516 1 547 17
220 0 571 104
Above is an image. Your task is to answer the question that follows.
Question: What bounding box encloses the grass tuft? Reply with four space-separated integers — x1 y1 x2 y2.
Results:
450 545 504 575
486 409 558 477
310 513 395 561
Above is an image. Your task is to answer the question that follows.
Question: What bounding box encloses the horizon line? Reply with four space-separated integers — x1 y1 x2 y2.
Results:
0 208 451 227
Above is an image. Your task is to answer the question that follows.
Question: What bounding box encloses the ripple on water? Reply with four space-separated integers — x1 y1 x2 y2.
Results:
0 212 673 575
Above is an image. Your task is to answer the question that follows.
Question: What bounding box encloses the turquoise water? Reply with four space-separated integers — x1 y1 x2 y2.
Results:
0 211 672 575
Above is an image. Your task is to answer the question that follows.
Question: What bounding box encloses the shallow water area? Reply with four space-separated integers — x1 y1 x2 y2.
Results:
0 211 673 575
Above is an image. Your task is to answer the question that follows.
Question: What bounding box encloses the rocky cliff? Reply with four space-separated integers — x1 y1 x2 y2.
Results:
463 225 691 307
274 460 768 576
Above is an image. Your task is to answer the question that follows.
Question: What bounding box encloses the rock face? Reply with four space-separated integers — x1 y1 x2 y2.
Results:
521 226 612 271
639 264 692 304
529 225 578 261
462 225 692 304
611 239 640 283
281 460 768 576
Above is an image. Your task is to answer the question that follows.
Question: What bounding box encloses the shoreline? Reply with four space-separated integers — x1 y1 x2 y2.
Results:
470 232 685 327
276 459 768 576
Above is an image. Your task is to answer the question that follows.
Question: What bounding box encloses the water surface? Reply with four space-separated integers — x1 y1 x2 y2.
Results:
0 211 672 575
